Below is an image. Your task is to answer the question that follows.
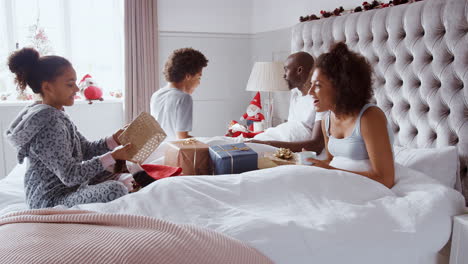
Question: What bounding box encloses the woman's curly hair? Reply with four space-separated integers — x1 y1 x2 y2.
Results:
315 42 373 115
163 48 208 83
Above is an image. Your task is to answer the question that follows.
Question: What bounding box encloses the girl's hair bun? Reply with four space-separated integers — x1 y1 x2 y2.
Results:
8 48 40 91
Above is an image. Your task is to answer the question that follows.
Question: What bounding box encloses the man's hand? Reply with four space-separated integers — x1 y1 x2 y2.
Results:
248 139 265 144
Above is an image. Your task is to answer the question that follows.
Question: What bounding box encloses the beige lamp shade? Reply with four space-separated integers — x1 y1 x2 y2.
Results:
245 62 289 92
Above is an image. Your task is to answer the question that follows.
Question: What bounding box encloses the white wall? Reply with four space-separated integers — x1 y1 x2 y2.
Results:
158 32 253 137
251 0 363 33
157 0 367 128
158 0 364 34
157 0 256 137
250 28 292 125
158 0 252 33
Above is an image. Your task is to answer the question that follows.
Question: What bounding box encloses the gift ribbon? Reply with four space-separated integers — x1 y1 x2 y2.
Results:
217 145 250 174
218 145 234 174
220 146 250 152
274 148 294 160
182 138 198 145
182 138 198 174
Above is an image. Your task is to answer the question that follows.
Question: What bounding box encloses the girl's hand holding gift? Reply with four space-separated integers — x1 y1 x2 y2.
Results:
113 124 129 145
111 143 135 162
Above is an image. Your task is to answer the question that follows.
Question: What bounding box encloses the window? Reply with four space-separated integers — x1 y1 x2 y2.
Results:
0 0 124 102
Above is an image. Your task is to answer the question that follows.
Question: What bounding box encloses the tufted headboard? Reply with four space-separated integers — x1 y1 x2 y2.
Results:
291 0 468 201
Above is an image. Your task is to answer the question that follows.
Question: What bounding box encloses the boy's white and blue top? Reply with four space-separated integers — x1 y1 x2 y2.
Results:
150 84 193 141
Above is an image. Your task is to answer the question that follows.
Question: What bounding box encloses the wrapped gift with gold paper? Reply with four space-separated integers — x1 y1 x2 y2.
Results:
257 157 278 169
164 139 212 175
209 143 258 175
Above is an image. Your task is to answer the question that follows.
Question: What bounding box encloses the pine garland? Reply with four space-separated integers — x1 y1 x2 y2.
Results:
299 0 424 22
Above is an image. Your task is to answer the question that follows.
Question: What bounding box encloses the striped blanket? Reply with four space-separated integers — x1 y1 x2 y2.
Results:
0 209 272 264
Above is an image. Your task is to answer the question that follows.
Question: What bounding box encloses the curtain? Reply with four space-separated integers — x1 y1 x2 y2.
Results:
124 0 159 123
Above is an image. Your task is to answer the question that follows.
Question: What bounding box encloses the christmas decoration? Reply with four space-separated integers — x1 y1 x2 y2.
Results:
28 17 53 56
110 91 123 98
78 74 104 104
0 93 11 101
274 148 294 160
299 0 423 22
16 91 33 101
225 120 262 138
240 92 265 133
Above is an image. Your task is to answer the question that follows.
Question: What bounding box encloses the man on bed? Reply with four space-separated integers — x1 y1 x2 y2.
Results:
250 51 325 153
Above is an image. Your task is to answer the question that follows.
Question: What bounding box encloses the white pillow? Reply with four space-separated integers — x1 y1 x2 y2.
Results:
393 146 459 188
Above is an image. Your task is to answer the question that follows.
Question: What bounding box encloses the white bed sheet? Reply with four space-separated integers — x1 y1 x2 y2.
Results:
0 137 465 264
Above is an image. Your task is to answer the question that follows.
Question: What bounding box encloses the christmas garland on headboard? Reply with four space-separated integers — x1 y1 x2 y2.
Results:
299 0 423 22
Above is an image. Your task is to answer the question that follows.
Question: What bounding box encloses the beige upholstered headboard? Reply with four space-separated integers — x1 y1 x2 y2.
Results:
291 0 468 201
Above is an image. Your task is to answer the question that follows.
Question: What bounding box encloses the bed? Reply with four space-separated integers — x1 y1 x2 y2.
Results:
290 0 468 202
1 0 467 263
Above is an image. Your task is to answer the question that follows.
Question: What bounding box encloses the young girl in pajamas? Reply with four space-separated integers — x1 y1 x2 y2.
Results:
6 48 133 209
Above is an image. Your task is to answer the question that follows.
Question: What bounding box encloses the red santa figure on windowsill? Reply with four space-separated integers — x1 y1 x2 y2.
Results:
240 92 265 133
78 74 104 104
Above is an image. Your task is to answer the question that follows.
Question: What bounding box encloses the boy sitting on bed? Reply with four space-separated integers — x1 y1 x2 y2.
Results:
250 52 325 153
150 48 209 141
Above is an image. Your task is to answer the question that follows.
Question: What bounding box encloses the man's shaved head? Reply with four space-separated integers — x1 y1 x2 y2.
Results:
283 52 314 95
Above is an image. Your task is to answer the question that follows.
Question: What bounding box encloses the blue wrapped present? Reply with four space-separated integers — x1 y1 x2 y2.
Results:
209 143 258 175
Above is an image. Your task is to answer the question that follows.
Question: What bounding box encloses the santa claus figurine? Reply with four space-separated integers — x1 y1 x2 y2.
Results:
240 92 265 132
78 74 104 104
225 120 263 138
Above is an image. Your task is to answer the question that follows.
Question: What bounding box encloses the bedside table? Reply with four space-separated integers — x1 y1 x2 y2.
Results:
450 214 468 264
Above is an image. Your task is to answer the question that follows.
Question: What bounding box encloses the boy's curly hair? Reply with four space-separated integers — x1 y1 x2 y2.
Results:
163 48 208 83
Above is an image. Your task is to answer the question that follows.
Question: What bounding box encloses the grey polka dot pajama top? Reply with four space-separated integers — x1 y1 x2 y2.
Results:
5 103 127 209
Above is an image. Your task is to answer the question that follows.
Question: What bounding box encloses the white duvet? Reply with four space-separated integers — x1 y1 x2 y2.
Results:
67 163 464 264
253 120 314 142
0 139 465 264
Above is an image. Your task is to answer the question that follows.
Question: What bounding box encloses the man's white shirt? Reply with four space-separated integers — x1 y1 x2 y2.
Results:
287 88 323 128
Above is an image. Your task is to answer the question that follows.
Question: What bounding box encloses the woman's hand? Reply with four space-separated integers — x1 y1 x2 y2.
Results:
306 158 332 169
113 125 129 145
111 143 135 162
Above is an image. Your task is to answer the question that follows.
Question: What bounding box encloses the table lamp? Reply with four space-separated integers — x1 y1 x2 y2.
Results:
245 62 289 128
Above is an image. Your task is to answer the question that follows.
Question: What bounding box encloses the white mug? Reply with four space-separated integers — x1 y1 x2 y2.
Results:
253 121 264 132
298 151 317 165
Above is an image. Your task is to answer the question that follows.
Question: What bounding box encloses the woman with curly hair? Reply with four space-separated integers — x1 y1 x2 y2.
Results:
6 48 134 208
150 48 208 140
307 42 395 188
